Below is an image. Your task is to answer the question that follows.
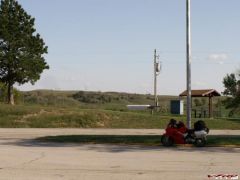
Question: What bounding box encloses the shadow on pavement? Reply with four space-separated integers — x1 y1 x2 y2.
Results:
0 135 239 154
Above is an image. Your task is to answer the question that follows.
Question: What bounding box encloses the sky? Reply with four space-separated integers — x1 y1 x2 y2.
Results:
15 0 240 95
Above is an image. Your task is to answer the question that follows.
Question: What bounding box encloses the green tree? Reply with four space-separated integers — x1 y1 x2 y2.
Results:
201 98 206 106
0 82 21 103
0 0 49 105
222 73 240 115
193 98 201 107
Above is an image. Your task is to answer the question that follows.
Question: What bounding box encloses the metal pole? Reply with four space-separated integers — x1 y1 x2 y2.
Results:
154 49 158 108
186 0 192 128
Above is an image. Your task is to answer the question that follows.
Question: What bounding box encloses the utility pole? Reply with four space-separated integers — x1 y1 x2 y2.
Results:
186 0 192 128
154 49 161 109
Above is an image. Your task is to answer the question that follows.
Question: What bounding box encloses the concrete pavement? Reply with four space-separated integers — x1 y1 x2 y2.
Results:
0 129 239 180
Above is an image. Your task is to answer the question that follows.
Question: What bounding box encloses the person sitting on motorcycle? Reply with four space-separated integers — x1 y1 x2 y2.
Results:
184 120 209 139
177 121 195 141
194 120 209 133
177 121 188 133
176 121 189 138
167 119 177 128
166 119 180 139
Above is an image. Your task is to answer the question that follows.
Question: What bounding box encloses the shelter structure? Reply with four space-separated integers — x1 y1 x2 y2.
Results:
179 89 221 118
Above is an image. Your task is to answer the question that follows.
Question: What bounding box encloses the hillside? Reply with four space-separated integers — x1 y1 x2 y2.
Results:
21 90 179 113
0 89 239 129
21 90 228 115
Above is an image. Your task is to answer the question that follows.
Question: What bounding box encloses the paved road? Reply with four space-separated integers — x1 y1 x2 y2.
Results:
0 129 239 180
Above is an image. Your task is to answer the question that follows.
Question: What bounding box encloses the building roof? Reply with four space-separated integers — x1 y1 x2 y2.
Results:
179 89 221 97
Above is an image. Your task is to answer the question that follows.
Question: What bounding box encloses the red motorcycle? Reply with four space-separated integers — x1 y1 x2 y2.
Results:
161 119 209 147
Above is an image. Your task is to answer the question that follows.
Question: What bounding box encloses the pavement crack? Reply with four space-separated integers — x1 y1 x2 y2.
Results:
0 152 45 170
22 152 45 167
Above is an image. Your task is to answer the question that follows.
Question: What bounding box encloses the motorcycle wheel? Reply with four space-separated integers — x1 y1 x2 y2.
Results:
161 135 174 146
194 138 206 147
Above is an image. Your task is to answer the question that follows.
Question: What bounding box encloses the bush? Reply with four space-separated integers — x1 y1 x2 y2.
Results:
73 91 113 104
23 92 79 106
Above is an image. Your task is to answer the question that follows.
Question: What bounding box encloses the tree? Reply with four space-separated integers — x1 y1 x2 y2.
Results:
0 0 49 105
201 98 206 106
222 73 240 115
0 82 21 103
193 98 201 107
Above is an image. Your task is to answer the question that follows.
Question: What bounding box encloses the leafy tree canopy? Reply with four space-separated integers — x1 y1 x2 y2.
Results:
222 73 240 115
0 0 49 104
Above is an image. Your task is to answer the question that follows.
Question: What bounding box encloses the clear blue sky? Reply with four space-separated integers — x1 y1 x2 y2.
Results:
16 0 240 95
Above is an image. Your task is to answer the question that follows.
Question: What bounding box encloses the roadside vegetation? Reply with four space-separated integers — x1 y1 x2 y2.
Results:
0 92 239 129
37 135 240 147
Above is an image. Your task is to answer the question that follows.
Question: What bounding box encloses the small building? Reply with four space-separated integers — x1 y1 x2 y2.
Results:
170 100 184 115
179 89 221 118
127 105 151 110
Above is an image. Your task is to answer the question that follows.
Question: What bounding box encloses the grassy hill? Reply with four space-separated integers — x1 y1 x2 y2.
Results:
21 90 178 113
21 89 229 116
0 103 239 129
0 89 239 129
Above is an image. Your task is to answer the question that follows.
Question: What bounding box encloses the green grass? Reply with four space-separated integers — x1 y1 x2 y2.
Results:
37 135 240 147
0 89 236 129
207 135 240 146
0 104 240 129
38 135 162 145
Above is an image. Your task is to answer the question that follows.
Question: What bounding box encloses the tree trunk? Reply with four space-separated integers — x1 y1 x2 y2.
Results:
7 83 14 105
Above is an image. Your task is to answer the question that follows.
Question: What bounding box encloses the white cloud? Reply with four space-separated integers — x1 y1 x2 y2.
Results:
208 53 229 65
